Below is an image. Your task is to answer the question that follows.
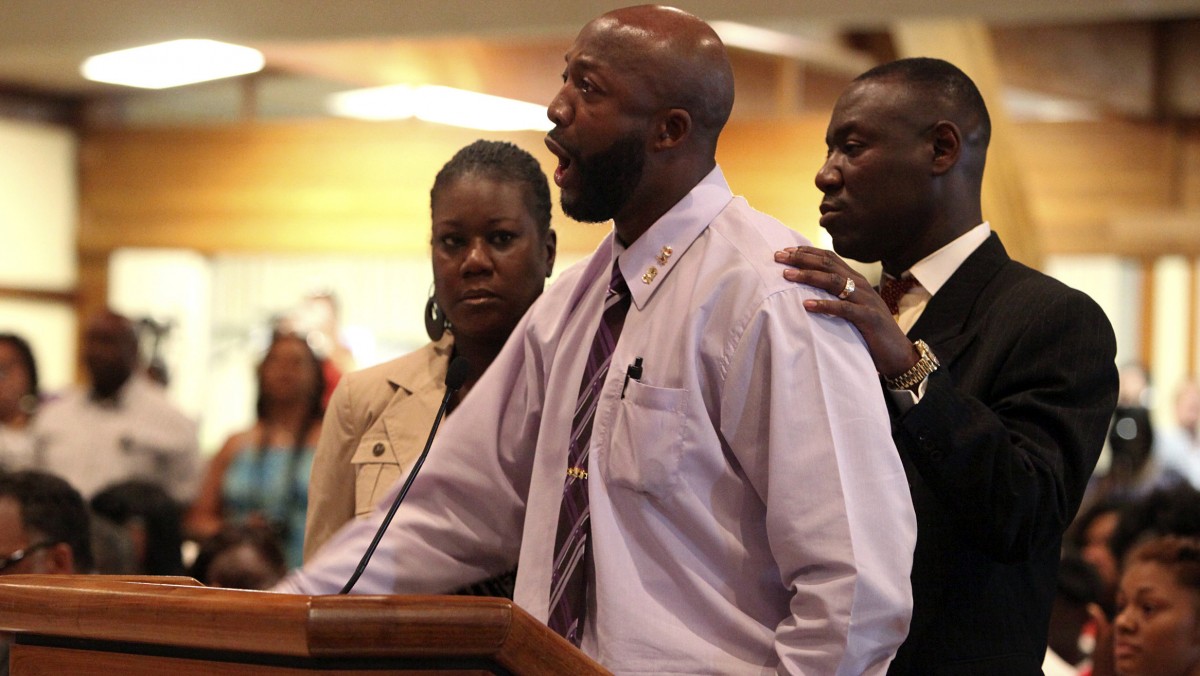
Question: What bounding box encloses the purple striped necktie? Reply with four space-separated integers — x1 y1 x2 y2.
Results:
548 260 631 646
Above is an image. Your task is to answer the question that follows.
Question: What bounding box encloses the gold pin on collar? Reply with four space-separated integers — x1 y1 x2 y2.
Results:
642 266 658 284
656 245 673 266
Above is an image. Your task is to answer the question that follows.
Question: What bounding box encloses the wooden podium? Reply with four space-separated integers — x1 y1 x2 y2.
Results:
0 575 610 675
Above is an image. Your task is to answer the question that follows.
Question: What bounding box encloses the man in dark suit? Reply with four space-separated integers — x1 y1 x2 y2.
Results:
775 57 1118 673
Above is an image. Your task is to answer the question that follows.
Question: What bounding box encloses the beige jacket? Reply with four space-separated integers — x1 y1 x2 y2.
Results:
302 334 453 561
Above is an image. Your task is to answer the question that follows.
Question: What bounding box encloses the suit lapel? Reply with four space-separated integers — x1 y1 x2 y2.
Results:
379 382 444 463
376 335 452 464
907 233 1010 367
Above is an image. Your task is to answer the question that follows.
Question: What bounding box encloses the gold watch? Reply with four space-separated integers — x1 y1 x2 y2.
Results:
884 340 940 391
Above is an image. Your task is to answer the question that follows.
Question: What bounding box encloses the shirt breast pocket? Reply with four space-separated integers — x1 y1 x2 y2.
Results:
351 435 403 517
602 378 688 500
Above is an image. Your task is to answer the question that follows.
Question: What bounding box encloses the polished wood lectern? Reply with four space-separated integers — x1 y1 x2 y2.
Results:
0 576 610 675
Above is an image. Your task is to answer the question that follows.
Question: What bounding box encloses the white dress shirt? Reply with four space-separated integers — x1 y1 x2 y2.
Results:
279 168 916 675
1156 425 1200 488
32 374 200 501
889 222 991 334
0 425 35 471
887 223 991 409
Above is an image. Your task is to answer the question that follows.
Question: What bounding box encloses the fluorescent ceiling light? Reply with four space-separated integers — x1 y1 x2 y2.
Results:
328 84 551 132
82 39 265 89
327 84 417 121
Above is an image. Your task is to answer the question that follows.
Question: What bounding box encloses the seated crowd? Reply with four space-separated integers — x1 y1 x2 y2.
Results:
0 314 317 590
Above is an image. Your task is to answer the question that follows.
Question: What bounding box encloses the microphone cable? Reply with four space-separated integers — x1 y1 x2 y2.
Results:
339 355 471 594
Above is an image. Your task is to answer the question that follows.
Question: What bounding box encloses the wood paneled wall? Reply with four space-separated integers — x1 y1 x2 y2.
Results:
717 117 829 245
78 116 835 266
1184 124 1200 210
78 115 1200 308
1015 120 1200 256
79 121 603 257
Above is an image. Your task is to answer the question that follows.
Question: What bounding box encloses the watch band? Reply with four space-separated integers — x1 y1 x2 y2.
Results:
885 339 940 390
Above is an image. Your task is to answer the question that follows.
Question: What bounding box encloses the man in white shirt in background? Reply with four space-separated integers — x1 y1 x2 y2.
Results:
279 6 916 673
33 309 199 502
1156 379 1200 487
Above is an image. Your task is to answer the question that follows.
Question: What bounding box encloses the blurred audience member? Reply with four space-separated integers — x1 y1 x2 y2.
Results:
189 523 287 590
303 139 556 565
1157 379 1200 488
1103 535 1200 676
89 513 138 575
0 333 39 470
0 469 92 575
91 479 186 576
1105 363 1158 493
301 291 355 408
186 332 323 567
1109 484 1200 569
32 310 199 501
1045 554 1104 675
0 470 93 676
1085 487 1200 676
1070 495 1133 613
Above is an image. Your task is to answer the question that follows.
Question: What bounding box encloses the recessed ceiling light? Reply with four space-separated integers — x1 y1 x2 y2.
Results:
328 84 551 132
81 39 265 89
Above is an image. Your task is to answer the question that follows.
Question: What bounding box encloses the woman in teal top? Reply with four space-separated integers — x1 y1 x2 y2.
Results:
187 332 325 568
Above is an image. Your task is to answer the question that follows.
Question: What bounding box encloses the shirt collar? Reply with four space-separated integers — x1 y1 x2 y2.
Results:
611 166 733 310
905 222 991 295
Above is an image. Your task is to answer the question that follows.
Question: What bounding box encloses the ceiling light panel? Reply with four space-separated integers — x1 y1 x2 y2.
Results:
81 39 265 89
327 84 551 132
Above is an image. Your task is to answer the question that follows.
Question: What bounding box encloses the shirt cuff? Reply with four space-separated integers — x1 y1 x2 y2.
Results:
886 375 929 412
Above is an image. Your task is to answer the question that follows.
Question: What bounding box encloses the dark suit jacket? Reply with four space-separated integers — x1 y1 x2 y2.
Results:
886 234 1118 675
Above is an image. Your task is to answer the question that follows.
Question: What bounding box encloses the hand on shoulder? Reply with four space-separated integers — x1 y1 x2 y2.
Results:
774 246 920 380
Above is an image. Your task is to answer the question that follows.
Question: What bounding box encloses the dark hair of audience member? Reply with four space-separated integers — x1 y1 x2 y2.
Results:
1048 553 1105 664
0 470 92 572
430 139 553 235
1110 484 1200 566
189 523 287 590
0 333 39 401
1060 552 1105 608
90 480 186 576
256 330 326 426
1069 494 1134 608
1070 495 1134 552
90 513 138 574
1125 534 1200 588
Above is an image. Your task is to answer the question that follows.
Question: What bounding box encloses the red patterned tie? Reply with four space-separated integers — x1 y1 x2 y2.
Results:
879 274 918 316
548 261 631 646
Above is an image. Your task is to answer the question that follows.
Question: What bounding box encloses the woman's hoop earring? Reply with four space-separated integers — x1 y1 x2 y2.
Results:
425 293 449 341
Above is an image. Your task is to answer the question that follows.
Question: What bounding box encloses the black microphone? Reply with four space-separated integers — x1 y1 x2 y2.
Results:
339 355 471 594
